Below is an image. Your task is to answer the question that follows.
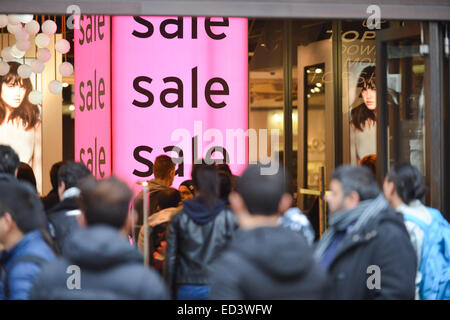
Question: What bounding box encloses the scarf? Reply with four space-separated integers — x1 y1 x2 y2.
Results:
314 193 388 260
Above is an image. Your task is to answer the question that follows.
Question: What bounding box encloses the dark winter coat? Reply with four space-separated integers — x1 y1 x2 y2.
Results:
0 230 55 300
324 207 417 299
42 189 59 212
30 225 169 300
47 196 80 255
164 197 237 298
210 226 330 299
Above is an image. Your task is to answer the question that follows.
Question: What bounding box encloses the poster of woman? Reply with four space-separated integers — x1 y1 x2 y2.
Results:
349 64 376 165
0 61 41 192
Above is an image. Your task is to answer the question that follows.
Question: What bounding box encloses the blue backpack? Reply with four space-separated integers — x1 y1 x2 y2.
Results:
403 207 450 300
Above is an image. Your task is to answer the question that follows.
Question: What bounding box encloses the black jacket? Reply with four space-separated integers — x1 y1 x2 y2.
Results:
42 189 59 212
47 197 80 255
164 197 237 297
326 207 417 299
30 225 169 300
210 226 330 299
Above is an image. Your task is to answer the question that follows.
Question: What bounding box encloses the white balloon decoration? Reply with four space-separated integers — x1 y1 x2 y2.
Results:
55 39 71 54
7 23 22 34
16 40 31 52
30 60 45 73
0 15 8 28
15 29 29 41
41 20 57 35
28 90 42 105
17 64 32 79
8 14 21 25
25 20 40 35
19 14 34 24
35 33 50 48
0 61 10 76
59 62 73 77
10 45 26 59
1 47 14 61
37 48 51 62
48 80 63 94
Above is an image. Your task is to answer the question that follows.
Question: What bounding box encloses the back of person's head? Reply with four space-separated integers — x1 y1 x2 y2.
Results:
191 161 219 208
157 188 181 210
50 161 65 190
236 164 289 216
216 163 232 176
17 162 37 191
153 155 175 180
332 165 379 201
78 177 133 229
58 161 92 190
0 145 20 175
0 179 46 234
218 171 231 201
386 163 426 204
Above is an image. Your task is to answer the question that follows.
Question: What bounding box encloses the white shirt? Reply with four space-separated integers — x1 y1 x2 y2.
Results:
350 120 376 165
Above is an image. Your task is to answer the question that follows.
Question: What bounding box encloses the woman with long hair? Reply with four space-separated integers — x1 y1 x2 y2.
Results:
0 61 41 192
350 65 376 165
164 162 237 300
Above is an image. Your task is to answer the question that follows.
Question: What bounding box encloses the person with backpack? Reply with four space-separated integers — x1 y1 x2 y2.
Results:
383 163 450 300
0 179 55 300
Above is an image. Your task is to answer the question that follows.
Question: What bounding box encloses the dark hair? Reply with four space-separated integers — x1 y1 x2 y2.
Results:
154 155 175 179
332 165 379 201
387 163 426 204
78 177 133 229
0 61 40 130
0 145 20 175
191 162 219 209
157 188 181 210
0 179 47 233
216 163 232 176
360 154 376 177
235 164 289 216
17 162 37 191
218 171 231 201
350 65 376 131
50 161 65 190
58 161 92 190
180 179 195 195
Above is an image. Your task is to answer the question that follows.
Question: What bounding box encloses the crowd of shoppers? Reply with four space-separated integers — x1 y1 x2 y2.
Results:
0 144 448 300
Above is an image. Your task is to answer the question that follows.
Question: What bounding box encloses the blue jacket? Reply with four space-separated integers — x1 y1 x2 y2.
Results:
0 230 55 300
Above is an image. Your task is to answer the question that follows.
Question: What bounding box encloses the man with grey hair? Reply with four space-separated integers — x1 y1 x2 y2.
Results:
315 165 417 299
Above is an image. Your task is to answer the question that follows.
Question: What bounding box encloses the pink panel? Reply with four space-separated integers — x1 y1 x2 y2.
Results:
112 17 248 189
74 15 111 179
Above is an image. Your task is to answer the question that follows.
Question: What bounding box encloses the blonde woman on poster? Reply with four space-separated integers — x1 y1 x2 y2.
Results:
0 61 41 192
350 65 376 165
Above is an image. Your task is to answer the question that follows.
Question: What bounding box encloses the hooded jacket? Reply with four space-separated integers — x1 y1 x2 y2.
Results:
164 197 237 297
146 179 172 215
46 188 81 255
210 226 330 299
132 180 172 235
29 225 169 300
